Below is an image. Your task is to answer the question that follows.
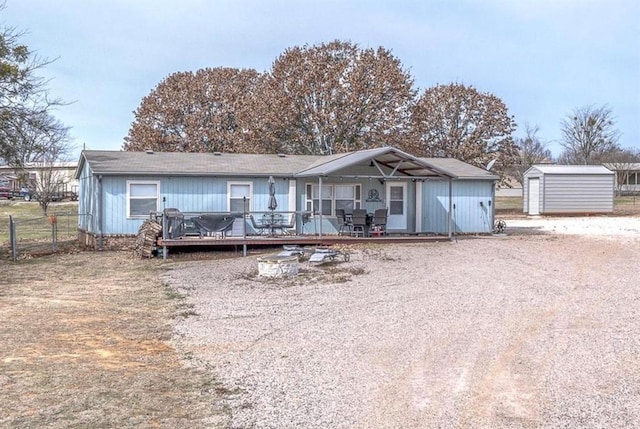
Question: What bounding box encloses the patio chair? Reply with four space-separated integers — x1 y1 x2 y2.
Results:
370 208 388 236
301 211 312 234
248 214 271 235
270 213 296 235
336 208 353 236
163 208 185 238
351 209 368 237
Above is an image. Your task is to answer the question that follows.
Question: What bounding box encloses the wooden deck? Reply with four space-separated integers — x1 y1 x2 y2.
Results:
158 233 450 249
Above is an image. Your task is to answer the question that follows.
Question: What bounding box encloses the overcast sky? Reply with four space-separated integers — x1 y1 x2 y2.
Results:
4 0 639 159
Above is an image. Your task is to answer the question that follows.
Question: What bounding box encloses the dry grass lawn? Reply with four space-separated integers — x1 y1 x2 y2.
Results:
1 251 228 428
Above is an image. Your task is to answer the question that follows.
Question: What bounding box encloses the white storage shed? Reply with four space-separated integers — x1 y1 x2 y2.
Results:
523 165 614 215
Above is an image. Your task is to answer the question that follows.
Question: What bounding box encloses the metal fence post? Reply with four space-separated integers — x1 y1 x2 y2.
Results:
9 215 17 261
51 215 58 252
54 220 58 252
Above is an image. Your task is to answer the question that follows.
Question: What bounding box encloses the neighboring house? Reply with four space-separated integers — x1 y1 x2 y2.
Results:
0 162 79 194
603 163 640 195
523 165 614 215
75 146 499 245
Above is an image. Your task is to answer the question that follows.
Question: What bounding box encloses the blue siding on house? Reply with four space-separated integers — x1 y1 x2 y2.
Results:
422 180 494 234
79 161 495 236
295 177 389 234
82 175 292 235
77 162 97 232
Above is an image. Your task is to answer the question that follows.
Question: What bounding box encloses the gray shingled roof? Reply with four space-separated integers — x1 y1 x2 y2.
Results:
78 150 325 177
78 148 499 181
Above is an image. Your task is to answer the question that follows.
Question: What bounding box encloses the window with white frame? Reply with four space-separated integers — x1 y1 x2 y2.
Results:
624 172 639 185
389 185 404 215
228 182 252 213
306 183 361 216
127 181 160 218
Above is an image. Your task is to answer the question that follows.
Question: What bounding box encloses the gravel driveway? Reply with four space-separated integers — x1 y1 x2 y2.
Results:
164 216 640 428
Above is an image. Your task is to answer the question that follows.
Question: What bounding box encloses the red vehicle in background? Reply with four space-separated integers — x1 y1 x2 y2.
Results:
0 186 13 199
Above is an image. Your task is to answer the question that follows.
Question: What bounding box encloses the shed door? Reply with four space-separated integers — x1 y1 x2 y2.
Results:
528 178 540 215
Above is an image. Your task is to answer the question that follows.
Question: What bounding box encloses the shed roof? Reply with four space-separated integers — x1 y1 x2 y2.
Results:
526 165 613 175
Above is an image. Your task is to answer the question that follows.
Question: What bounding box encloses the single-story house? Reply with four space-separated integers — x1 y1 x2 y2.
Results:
0 161 78 193
523 165 614 215
75 146 498 245
603 162 640 195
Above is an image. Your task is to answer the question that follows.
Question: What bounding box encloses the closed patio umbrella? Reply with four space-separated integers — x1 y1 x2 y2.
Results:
266 176 279 235
267 176 277 212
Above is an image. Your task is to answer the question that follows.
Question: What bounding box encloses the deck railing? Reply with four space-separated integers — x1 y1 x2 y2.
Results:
153 209 324 241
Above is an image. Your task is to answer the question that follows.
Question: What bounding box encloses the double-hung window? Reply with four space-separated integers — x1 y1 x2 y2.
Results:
335 184 359 213
127 181 160 218
305 183 361 216
228 182 252 213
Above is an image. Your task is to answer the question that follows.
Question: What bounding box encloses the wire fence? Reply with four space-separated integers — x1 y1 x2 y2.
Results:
6 211 87 260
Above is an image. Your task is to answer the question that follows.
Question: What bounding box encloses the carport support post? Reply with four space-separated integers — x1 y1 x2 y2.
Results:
318 176 323 240
448 178 453 239
242 197 247 257
97 175 104 251
162 210 167 260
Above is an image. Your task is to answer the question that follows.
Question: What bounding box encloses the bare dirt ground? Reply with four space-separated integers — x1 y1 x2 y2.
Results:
0 251 228 428
164 216 640 428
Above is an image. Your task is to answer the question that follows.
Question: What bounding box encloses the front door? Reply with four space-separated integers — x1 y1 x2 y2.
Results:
386 182 407 230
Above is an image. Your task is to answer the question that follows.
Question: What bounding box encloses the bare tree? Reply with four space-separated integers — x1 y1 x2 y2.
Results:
408 83 518 184
123 67 263 153
559 105 621 165
23 113 74 214
511 123 552 186
254 40 416 155
0 2 65 166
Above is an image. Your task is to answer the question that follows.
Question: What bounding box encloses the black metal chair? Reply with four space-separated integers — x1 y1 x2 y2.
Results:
301 211 312 234
351 209 368 237
370 208 388 236
163 208 185 238
336 208 353 236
